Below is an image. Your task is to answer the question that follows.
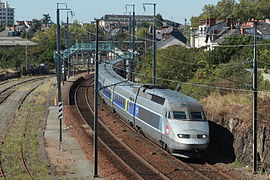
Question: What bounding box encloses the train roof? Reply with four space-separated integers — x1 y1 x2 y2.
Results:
99 59 202 106
144 88 201 106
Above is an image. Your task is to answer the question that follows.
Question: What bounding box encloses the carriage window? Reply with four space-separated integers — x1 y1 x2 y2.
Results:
173 111 186 120
190 112 203 120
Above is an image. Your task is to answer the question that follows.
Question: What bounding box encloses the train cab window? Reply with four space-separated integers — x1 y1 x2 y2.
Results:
173 111 186 120
190 112 203 120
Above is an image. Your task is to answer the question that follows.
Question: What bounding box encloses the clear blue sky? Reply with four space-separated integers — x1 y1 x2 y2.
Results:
7 0 220 24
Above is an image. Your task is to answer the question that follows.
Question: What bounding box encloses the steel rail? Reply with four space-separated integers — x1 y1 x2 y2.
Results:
0 78 47 179
74 76 169 180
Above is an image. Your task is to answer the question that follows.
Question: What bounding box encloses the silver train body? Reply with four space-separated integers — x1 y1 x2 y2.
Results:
98 59 209 158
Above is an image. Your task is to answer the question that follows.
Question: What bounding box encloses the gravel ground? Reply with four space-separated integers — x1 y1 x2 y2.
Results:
63 105 135 179
60 76 270 180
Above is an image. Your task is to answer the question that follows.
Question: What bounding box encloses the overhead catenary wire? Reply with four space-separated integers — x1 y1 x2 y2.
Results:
257 60 270 66
97 59 270 94
109 47 253 87
111 43 254 87
67 19 270 92
68 13 270 48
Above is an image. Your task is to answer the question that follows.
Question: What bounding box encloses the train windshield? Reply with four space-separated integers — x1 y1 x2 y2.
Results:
172 111 205 121
173 111 187 120
190 112 203 120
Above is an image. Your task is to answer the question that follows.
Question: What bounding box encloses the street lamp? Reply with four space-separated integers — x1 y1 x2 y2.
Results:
143 3 157 84
56 2 71 151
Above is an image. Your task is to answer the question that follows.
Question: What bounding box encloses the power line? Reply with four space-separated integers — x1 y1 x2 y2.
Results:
258 60 270 66
99 59 270 94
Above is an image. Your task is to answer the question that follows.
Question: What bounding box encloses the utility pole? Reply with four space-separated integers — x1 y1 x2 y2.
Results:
132 5 135 81
238 20 259 174
253 21 258 174
64 12 69 81
87 52 90 74
25 37 28 70
56 5 62 151
93 19 99 178
24 29 29 71
125 11 131 80
126 4 135 81
153 4 156 85
143 3 157 84
56 3 71 151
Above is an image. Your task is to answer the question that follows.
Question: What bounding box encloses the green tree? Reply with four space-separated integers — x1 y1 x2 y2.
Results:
191 0 270 26
232 0 257 20
215 0 236 20
136 27 148 39
201 4 217 19
137 22 150 29
155 13 163 29
206 35 253 65
42 14 52 28
138 45 205 89
31 19 42 32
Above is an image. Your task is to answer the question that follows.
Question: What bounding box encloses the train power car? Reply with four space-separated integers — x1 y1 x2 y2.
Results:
98 59 209 158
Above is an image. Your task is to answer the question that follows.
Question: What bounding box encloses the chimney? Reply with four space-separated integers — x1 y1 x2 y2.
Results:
190 28 195 48
207 18 216 27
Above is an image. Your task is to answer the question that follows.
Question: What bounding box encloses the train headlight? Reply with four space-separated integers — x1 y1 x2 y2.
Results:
197 134 208 139
177 134 190 139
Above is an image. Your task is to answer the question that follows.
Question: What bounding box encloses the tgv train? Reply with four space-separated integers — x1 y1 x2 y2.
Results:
98 59 209 158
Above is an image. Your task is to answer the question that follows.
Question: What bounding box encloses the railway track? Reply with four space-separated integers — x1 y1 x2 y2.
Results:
0 78 48 180
0 81 7 86
0 77 46 104
72 74 243 179
75 76 169 180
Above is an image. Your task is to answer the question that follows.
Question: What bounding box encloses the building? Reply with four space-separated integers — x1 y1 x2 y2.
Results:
190 18 239 50
100 14 154 30
0 1 14 26
156 27 188 49
240 20 270 40
191 18 270 50
0 36 37 47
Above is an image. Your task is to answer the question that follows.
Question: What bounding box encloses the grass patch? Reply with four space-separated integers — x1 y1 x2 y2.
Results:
1 77 55 179
231 160 243 168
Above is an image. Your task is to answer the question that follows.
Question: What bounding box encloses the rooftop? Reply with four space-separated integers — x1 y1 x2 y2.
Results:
0 36 37 46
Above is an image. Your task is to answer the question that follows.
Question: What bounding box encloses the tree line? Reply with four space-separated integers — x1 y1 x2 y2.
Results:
191 0 270 27
0 18 97 70
137 35 270 100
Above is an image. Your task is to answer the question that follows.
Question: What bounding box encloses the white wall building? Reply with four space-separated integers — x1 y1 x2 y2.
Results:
0 1 14 26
